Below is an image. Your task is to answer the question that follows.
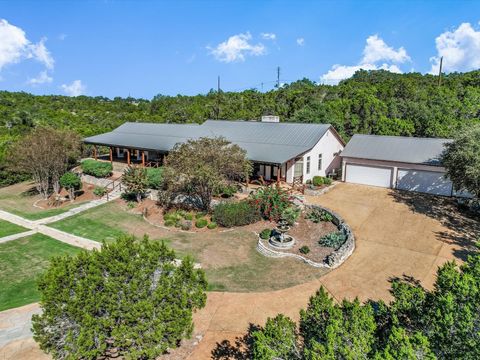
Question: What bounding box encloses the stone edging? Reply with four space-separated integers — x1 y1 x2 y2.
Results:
303 182 338 196
256 204 355 269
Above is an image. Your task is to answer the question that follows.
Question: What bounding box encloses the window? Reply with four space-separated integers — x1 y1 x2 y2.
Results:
306 156 310 174
318 154 323 170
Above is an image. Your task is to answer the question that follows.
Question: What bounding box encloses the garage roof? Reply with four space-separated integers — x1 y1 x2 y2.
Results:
341 134 452 165
84 120 336 164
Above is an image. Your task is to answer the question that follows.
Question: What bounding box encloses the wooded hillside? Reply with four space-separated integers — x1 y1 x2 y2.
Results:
1 69 480 185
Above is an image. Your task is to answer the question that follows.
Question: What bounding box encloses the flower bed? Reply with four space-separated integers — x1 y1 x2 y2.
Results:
257 205 355 269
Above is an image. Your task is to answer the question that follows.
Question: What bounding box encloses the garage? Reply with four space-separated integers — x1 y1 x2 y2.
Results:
396 169 453 196
345 164 392 188
341 134 454 196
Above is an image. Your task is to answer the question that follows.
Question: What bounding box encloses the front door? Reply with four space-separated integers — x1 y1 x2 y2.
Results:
294 160 303 178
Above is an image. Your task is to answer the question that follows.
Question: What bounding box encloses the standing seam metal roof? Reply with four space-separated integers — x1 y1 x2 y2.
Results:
340 134 452 165
83 119 334 164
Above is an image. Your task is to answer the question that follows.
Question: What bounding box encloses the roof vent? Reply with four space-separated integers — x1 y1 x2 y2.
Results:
261 115 280 123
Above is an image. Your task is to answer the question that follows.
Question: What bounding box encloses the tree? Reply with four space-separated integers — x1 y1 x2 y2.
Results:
442 124 480 198
59 172 82 202
252 314 301 360
162 137 251 211
8 127 81 198
122 165 148 202
32 235 207 359
373 327 436 360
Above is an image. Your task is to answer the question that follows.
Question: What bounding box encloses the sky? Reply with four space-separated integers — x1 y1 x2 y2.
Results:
1 0 480 99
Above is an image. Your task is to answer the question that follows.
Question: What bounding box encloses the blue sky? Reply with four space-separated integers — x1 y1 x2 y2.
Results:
1 0 480 98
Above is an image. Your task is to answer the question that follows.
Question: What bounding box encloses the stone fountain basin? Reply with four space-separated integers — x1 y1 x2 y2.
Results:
269 235 295 249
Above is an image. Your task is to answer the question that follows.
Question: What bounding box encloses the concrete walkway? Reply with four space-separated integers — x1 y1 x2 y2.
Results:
0 184 476 360
0 231 37 245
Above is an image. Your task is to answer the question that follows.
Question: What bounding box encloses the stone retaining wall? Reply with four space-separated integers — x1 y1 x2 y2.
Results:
257 204 355 269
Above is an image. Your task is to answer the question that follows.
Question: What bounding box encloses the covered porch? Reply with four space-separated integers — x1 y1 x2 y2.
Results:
91 145 165 168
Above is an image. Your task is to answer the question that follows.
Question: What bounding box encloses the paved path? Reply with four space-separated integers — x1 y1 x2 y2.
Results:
0 231 37 245
0 184 476 360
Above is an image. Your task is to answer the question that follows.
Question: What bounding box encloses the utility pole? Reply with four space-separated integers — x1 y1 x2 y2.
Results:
276 66 281 89
216 76 221 120
438 56 443 87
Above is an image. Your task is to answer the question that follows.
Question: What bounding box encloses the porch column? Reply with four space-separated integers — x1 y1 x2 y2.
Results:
109 147 113 163
127 149 131 165
277 165 281 184
142 151 145 167
93 145 97 160
341 159 346 182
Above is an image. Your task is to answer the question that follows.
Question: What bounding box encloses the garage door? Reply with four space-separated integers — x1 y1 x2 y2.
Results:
345 164 392 188
396 169 453 196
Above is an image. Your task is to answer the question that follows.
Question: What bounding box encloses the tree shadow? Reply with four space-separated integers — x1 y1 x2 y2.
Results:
390 190 479 261
211 323 261 360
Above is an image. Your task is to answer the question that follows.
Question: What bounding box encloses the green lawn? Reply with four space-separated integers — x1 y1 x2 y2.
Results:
0 233 83 311
0 219 28 238
0 181 83 220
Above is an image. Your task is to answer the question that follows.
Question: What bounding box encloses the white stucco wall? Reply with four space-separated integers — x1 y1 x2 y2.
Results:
301 128 345 182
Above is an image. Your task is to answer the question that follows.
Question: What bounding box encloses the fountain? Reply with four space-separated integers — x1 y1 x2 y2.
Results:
269 219 295 249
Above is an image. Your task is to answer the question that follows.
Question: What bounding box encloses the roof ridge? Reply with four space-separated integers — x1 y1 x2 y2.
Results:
353 134 452 141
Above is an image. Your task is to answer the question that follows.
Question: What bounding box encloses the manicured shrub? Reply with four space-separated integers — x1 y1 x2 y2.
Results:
260 228 272 240
163 211 183 227
213 200 260 227
184 213 194 221
93 186 107 197
324 177 333 185
299 245 310 254
281 206 301 225
319 231 347 249
250 186 292 222
164 219 176 227
195 212 206 219
59 172 82 200
31 236 207 359
312 176 324 187
207 222 217 230
306 208 334 223
81 159 113 178
146 167 164 189
195 218 208 228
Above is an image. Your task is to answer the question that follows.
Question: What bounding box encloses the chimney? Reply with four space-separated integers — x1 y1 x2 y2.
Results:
261 115 280 123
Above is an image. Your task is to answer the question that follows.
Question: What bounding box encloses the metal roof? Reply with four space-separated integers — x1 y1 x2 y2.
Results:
341 134 452 165
84 120 334 164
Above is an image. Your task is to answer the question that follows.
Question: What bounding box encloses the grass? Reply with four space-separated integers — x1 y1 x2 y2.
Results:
0 233 83 311
0 219 28 237
0 181 83 220
49 200 330 292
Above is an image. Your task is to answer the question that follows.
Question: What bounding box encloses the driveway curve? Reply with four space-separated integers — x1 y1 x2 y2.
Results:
1 183 476 360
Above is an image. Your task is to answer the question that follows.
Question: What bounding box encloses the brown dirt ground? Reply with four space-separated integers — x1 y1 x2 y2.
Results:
35 182 98 209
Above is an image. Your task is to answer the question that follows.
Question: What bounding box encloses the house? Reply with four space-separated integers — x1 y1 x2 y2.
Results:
340 134 459 196
83 117 345 184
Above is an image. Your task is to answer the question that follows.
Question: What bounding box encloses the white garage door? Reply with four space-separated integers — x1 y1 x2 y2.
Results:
345 164 392 188
396 169 453 196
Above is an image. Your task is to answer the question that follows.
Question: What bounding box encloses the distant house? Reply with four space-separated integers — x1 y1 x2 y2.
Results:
83 117 345 184
340 134 460 196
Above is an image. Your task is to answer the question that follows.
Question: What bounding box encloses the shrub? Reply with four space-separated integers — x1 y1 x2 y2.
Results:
195 218 208 228
145 167 164 189
184 213 194 221
281 206 301 225
324 177 333 185
93 186 107 197
306 208 334 223
164 219 176 227
250 186 292 222
179 220 192 231
195 212 206 219
123 166 148 202
163 211 183 227
214 183 238 198
213 200 260 227
207 222 217 230
299 246 310 254
81 159 113 178
319 231 347 249
31 236 207 359
260 228 272 240
59 172 82 201
312 176 324 187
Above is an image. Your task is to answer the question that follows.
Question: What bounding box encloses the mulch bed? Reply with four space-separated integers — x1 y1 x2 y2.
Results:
35 182 99 209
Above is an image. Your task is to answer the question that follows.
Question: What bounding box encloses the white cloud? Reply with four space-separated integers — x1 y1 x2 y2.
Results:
261 32 276 40
296 38 305 46
0 19 54 71
362 35 410 64
61 80 86 96
430 22 480 74
320 35 410 84
28 70 53 85
209 32 266 62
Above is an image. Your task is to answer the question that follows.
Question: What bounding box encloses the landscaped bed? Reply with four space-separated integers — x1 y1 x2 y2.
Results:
0 233 82 311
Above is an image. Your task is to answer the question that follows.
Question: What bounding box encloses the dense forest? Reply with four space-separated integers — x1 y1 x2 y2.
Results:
1 69 480 185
